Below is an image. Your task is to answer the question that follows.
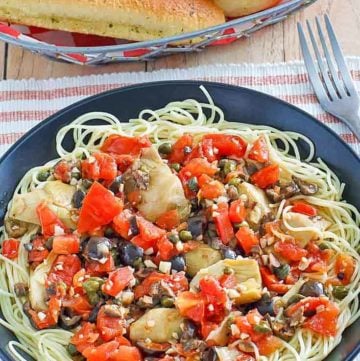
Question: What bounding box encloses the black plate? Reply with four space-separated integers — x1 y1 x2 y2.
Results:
0 81 358 361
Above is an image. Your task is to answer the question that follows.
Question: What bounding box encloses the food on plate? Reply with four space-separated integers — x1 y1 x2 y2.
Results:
0 88 359 361
0 0 225 42
214 0 282 17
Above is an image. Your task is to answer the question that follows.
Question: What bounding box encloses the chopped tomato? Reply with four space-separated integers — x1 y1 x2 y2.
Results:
187 138 218 163
260 267 290 294
168 134 193 164
251 164 279 189
247 136 269 163
97 306 124 341
110 346 143 361
114 336 132 346
83 340 119 361
52 234 80 254
101 134 151 156
214 203 234 244
176 291 205 323
133 216 166 250
28 236 49 264
47 254 82 286
203 134 247 159
306 242 333 273
27 297 61 329
257 335 283 356
274 240 308 262
229 199 247 223
180 157 218 179
73 268 88 292
292 202 317 216
335 253 355 285
236 354 256 361
78 182 123 234
200 276 227 306
155 209 181 230
63 295 92 315
86 256 115 276
201 321 218 339
111 154 135 172
200 179 225 199
112 209 134 240
71 322 100 353
2 238 20 259
36 202 66 239
219 273 238 289
235 226 259 255
54 160 71 183
157 236 176 261
102 267 134 297
82 152 117 181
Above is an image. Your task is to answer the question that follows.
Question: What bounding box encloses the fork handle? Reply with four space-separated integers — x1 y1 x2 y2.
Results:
339 112 360 141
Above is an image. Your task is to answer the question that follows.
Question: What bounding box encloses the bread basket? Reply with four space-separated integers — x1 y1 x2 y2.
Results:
0 0 317 65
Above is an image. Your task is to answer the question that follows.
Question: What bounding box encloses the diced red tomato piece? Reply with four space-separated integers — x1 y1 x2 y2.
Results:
199 276 227 305
97 306 124 341
257 335 283 356
235 227 259 255
251 164 279 189
201 321 218 339
218 273 238 289
86 256 115 276
83 340 119 361
36 202 66 239
112 209 134 240
213 203 234 244
155 209 181 230
176 291 205 323
181 158 218 178
28 236 49 264
110 346 143 361
133 216 166 250
229 199 247 223
157 236 176 261
2 238 20 259
71 322 100 353
102 267 134 297
82 152 117 181
47 254 81 286
28 296 61 329
274 240 308 262
63 295 92 315
200 179 225 199
260 267 290 294
306 242 333 273
78 182 123 234
187 138 218 163
247 136 269 163
111 154 135 173
52 234 80 254
168 134 193 164
236 354 256 361
101 134 151 156
292 202 317 216
203 134 247 159
335 253 355 285
114 336 132 346
54 160 71 183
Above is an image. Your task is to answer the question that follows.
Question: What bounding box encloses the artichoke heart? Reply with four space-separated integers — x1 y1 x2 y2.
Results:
190 259 262 305
124 147 190 222
130 308 184 343
8 181 76 229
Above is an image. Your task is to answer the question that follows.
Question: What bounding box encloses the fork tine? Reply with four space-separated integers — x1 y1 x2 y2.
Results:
306 20 337 101
315 17 347 98
297 23 330 104
324 14 358 96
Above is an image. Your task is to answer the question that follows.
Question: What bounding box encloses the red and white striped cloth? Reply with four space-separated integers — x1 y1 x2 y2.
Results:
1 58 360 157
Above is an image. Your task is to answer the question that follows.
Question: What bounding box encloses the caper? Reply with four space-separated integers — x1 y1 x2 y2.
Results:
179 230 192 241
287 294 305 306
37 169 50 182
253 322 271 334
170 163 181 172
82 179 93 189
273 264 290 280
332 286 348 300
104 226 115 238
158 143 172 155
161 296 175 308
318 243 330 250
87 292 101 305
67 343 79 356
228 177 241 186
223 160 237 175
168 234 180 244
83 277 103 294
224 266 233 275
187 177 199 192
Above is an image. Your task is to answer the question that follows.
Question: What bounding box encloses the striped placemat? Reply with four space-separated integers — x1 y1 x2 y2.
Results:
0 58 360 157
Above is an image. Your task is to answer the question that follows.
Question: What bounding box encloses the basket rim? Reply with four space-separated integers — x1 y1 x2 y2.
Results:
0 0 314 54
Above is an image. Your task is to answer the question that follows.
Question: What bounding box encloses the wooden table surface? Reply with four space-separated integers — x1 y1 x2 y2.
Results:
0 0 359 80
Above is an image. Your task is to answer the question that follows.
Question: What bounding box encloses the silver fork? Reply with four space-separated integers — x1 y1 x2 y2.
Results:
297 15 360 139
